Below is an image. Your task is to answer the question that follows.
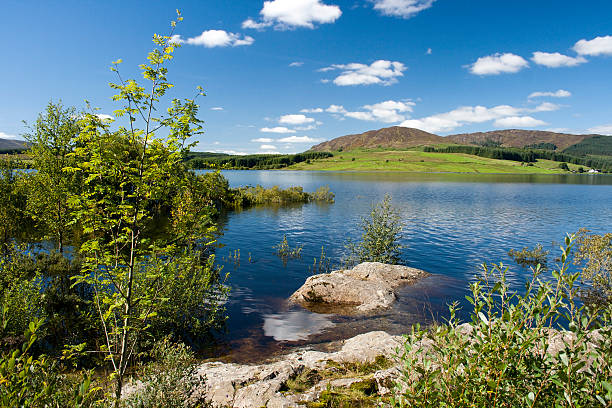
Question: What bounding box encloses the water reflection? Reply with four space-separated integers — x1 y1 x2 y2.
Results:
263 309 335 341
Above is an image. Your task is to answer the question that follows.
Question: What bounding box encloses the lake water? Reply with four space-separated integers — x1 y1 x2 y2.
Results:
205 171 612 362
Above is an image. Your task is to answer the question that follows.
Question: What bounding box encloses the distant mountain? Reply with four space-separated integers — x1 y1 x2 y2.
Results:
0 137 27 152
309 126 445 151
309 127 610 154
446 129 594 151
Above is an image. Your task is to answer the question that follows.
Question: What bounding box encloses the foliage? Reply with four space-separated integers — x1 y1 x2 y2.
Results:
574 228 611 304
525 142 557 150
344 194 403 266
0 247 42 337
559 162 570 171
392 235 612 408
563 135 612 157
0 157 27 250
309 246 332 274
186 151 333 169
66 12 223 403
0 318 100 407
508 243 549 270
23 101 82 253
230 184 334 207
122 338 200 408
424 145 612 172
275 235 303 264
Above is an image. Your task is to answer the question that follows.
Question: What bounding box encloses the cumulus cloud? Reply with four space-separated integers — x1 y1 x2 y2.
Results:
171 30 254 48
260 126 296 133
344 100 415 123
300 108 324 113
210 107 224 111
528 89 572 99
277 136 324 143
468 53 529 75
251 137 275 142
279 114 315 125
243 0 341 30
211 149 249 155
371 0 435 18
321 60 406 86
587 124 612 135
399 104 552 133
531 52 586 68
573 35 612 56
295 124 319 131
494 116 547 128
532 102 561 112
289 61 304 67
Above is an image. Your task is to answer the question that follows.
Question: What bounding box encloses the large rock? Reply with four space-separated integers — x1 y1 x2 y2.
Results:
186 330 403 408
289 262 429 313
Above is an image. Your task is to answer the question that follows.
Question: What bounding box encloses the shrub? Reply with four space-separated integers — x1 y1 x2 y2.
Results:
344 194 403 266
508 243 549 270
122 338 200 408
392 235 612 407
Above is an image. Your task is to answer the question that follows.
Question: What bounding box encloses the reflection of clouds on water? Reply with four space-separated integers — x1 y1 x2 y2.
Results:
263 310 334 341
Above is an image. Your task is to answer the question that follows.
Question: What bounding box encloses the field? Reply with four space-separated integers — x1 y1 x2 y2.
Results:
287 149 591 173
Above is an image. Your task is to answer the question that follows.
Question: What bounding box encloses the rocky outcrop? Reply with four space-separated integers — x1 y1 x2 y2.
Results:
187 331 403 408
289 262 429 313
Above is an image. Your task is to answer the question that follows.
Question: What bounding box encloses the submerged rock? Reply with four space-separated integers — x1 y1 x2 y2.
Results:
289 262 429 313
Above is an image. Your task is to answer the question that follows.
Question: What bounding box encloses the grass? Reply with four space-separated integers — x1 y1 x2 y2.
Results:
287 149 592 174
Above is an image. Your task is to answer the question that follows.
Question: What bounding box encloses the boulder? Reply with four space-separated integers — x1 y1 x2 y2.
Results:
289 262 429 313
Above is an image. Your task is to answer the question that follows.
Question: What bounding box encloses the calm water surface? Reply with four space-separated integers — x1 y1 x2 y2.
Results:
204 171 612 362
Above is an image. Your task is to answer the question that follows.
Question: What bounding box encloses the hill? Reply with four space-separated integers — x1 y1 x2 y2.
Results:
309 126 445 151
0 137 27 152
446 129 594 151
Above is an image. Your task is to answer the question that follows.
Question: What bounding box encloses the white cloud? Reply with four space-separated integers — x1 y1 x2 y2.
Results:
277 136 324 143
279 114 315 125
300 108 324 113
0 131 19 140
494 116 547 128
343 100 415 123
95 113 113 121
573 35 612 56
295 124 318 131
325 105 347 114
260 126 296 133
371 0 435 18
587 124 612 135
399 104 552 133
213 141 220 145
211 149 249 155
426 48 432 55
321 60 406 86
468 53 529 75
545 128 571 133
528 89 572 99
289 61 304 67
532 102 561 112
241 18 272 30
244 0 342 30
172 30 254 48
251 137 274 143
210 107 224 111
260 144 278 150
531 52 586 68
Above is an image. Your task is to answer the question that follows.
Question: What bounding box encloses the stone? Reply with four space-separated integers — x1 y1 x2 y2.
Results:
289 262 429 314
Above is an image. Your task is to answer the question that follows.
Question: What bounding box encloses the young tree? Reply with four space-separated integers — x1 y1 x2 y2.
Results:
23 101 81 253
345 194 404 266
68 12 220 404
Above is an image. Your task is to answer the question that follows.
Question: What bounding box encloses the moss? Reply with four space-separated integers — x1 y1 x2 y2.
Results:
281 367 323 394
302 381 382 407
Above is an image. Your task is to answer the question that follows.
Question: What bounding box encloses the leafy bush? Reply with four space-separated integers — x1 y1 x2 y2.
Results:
574 228 611 305
122 338 200 408
392 235 612 407
508 243 549 270
344 194 403 266
231 184 334 207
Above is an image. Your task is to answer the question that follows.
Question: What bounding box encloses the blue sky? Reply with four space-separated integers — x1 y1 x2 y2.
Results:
1 0 611 154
